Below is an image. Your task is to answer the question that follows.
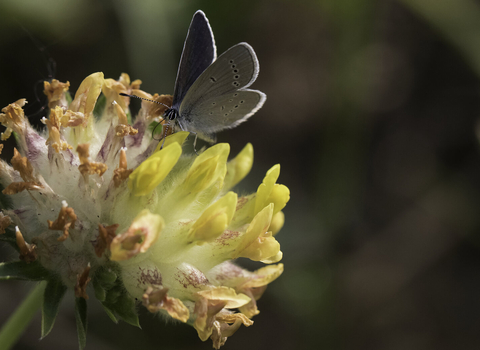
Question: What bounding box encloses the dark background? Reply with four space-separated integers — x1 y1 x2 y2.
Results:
1 0 480 349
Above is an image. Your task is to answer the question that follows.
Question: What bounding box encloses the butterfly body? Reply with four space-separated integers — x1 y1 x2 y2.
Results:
167 10 266 143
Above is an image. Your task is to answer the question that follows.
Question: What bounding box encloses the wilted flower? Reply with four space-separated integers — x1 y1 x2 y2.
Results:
0 72 289 349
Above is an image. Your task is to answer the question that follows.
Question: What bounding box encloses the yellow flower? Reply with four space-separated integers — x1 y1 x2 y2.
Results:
0 72 289 349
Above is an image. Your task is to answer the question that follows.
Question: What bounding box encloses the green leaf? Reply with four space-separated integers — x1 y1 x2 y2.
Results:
0 281 46 350
95 266 117 285
75 297 88 350
100 304 118 324
0 261 50 281
101 283 139 327
113 290 140 327
41 278 67 338
93 263 139 327
92 277 106 301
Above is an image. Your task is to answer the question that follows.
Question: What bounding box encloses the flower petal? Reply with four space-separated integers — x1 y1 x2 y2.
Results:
189 192 237 244
110 209 164 261
223 143 253 191
128 142 182 196
69 72 104 125
254 164 290 216
181 143 229 195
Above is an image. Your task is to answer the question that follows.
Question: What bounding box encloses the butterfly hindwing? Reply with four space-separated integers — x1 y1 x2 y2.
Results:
181 90 265 136
178 43 265 135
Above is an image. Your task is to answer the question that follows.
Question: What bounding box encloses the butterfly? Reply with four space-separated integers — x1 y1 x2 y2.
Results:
161 10 266 143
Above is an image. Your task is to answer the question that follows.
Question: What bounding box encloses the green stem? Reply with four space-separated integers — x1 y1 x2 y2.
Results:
0 281 46 350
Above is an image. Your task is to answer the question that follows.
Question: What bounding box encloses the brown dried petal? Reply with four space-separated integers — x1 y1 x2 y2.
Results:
0 213 12 234
11 148 36 183
0 99 27 140
194 297 228 341
43 79 70 109
130 90 172 120
142 286 190 322
47 203 77 242
115 124 138 137
76 144 108 177
75 264 91 299
94 223 119 257
113 148 133 188
15 227 37 263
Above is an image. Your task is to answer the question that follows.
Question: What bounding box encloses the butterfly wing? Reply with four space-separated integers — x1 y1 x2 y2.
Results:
171 10 217 109
178 43 266 140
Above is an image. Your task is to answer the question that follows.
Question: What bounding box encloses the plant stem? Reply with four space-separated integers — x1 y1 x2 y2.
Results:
0 281 46 350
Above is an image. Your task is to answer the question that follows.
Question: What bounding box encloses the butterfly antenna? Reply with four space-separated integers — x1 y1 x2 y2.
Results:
119 93 170 108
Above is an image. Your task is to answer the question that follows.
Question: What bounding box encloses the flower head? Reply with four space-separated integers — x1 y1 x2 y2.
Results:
0 72 289 348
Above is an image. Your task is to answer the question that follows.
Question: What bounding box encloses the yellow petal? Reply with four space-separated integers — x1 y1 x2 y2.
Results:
196 286 251 309
269 211 285 236
240 264 284 289
69 72 104 123
182 143 229 194
233 204 274 260
110 209 164 261
254 164 290 216
223 143 253 191
242 231 281 263
261 251 283 264
229 194 256 229
268 184 290 216
189 192 237 244
183 155 219 194
128 142 182 196
155 131 190 152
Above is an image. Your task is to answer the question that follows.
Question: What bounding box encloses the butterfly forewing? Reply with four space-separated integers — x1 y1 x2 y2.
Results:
172 10 216 108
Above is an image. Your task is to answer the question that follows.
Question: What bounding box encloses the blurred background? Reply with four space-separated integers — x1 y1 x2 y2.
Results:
1 0 480 349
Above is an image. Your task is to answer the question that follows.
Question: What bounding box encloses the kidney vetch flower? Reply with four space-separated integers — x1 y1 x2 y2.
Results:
0 72 289 349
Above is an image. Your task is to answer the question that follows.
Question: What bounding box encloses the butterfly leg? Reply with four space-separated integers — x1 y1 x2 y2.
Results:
192 133 199 155
157 120 176 149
